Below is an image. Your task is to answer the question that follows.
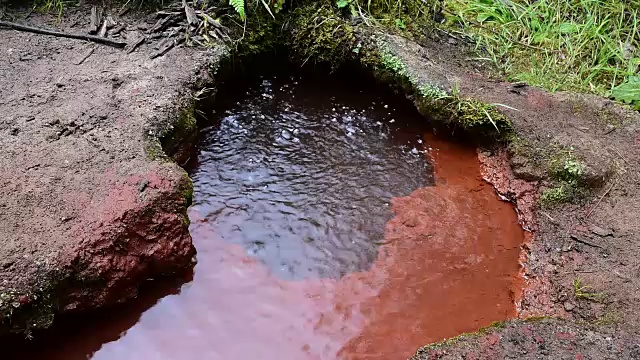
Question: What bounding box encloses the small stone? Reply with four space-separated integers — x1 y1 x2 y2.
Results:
591 226 613 237
564 301 576 312
9 127 19 136
138 180 149 193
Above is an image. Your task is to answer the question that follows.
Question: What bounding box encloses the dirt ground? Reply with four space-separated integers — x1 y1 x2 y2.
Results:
1 1 639 358
0 5 222 333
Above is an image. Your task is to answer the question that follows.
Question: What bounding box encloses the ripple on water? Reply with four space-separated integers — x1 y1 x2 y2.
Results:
191 76 433 280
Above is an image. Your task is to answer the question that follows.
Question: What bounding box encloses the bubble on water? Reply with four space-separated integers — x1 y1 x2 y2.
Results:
411 148 419 155
389 119 396 124
384 104 388 108
417 139 423 144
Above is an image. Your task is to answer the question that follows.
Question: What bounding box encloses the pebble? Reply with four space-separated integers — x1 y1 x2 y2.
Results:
591 226 613 237
564 302 576 312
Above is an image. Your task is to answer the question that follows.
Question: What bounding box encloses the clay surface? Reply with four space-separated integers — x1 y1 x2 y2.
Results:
0 7 218 333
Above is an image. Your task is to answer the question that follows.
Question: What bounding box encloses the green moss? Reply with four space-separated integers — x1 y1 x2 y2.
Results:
418 83 449 99
592 311 621 326
161 104 197 159
452 98 511 134
506 135 592 205
540 183 573 207
231 10 282 60
548 151 586 184
144 139 166 162
287 3 357 68
0 266 70 337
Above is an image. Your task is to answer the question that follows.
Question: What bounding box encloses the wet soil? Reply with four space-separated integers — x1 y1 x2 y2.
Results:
4 72 526 359
0 5 218 333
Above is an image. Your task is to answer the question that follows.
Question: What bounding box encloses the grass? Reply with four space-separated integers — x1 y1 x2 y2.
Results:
573 278 606 302
35 0 65 19
444 0 640 99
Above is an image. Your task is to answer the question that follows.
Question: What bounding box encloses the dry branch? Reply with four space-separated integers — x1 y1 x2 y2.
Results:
0 20 126 48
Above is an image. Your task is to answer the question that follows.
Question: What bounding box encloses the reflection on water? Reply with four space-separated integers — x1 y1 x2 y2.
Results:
4 72 524 360
191 75 432 279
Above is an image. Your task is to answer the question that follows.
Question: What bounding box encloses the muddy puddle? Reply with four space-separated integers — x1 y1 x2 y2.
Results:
5 71 525 359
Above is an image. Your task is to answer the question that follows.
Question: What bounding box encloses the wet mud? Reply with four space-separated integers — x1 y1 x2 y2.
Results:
4 72 525 360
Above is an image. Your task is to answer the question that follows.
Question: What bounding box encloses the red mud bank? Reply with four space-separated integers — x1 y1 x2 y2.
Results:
23 134 528 360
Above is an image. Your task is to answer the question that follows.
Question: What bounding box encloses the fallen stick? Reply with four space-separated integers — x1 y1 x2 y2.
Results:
0 20 126 48
585 180 616 218
570 234 604 249
74 46 95 65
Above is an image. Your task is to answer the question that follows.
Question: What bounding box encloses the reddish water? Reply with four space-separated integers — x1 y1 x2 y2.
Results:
5 73 524 360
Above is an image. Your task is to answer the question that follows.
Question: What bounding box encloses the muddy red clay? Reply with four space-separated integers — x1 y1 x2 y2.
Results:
4 73 526 359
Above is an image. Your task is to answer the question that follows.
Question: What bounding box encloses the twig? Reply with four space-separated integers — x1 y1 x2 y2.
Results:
540 211 557 223
125 35 145 54
0 20 126 48
585 180 616 218
609 147 629 165
149 36 183 59
74 46 95 65
89 6 101 34
436 27 461 40
570 235 603 249
482 108 500 133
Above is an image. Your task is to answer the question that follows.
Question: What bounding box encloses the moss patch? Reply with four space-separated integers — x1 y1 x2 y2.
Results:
287 2 357 68
507 135 592 206
159 103 197 163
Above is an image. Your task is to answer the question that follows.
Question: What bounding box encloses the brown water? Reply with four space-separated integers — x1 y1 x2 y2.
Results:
5 73 525 360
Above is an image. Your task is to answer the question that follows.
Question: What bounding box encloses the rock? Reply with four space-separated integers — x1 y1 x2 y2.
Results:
509 153 545 181
591 226 613 237
564 302 576 312
0 27 211 335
